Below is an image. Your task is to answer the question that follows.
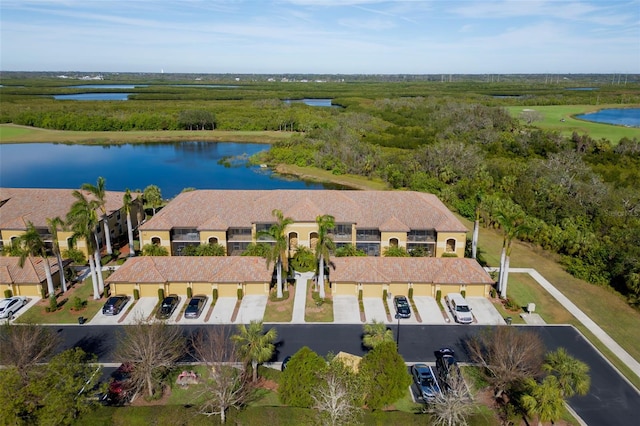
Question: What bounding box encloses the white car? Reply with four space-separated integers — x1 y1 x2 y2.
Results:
0 296 28 319
444 293 473 324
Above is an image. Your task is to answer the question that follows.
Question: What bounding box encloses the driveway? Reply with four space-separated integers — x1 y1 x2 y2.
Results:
413 297 447 324
467 297 505 325
383 297 419 325
87 296 134 325
235 295 268 323
333 296 361 323
177 296 214 324
364 298 387 323
207 297 237 324
120 297 157 324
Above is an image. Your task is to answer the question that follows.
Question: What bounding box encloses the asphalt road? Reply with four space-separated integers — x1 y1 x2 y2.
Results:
52 323 639 426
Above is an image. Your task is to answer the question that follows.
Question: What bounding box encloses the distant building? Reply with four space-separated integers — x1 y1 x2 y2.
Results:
138 190 467 258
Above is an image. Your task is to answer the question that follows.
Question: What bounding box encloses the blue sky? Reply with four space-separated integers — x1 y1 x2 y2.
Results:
1 0 638 74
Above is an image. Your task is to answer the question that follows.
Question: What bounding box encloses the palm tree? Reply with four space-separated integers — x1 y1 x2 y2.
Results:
46 216 67 293
495 201 528 299
123 189 136 257
82 177 113 255
520 376 564 426
67 190 102 299
260 209 293 299
543 348 590 398
231 320 277 383
16 222 55 298
362 320 394 349
314 214 335 299
143 185 163 215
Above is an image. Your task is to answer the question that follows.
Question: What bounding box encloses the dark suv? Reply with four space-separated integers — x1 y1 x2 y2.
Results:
156 294 180 319
102 295 129 315
394 295 411 319
435 347 461 393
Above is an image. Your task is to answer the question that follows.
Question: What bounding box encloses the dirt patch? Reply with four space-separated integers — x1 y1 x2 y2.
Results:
130 385 173 406
257 378 278 392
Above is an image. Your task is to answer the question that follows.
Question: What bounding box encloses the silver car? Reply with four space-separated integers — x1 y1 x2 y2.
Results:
0 296 28 319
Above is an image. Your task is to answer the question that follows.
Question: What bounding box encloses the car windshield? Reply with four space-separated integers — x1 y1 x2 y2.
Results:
162 299 174 307
188 299 200 306
456 305 470 312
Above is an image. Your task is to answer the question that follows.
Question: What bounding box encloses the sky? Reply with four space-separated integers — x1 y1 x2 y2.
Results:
1 0 638 74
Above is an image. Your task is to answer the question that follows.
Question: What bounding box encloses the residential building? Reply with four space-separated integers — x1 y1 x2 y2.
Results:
139 190 467 258
0 256 65 297
0 188 144 257
329 257 494 298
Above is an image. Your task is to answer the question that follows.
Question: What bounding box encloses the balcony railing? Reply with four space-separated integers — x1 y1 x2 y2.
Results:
407 234 436 242
328 232 352 242
171 231 200 241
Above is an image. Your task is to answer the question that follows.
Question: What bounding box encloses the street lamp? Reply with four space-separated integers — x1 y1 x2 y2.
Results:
395 313 401 347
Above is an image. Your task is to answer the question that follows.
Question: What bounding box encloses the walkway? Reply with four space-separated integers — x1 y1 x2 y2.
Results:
292 271 314 323
488 267 640 380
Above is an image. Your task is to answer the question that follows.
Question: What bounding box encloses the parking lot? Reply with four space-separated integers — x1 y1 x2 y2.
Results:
332 295 503 325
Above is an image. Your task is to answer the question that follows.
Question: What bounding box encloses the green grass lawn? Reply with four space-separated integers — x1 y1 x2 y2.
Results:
304 281 334 322
506 104 640 142
15 276 106 324
263 285 295 322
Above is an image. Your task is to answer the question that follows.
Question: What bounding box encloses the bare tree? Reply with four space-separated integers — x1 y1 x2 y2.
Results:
0 322 60 381
466 326 545 398
312 358 363 426
191 327 253 424
116 317 185 399
424 369 476 426
520 109 544 125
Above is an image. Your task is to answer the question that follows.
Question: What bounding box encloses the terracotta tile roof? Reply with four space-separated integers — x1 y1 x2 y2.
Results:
139 190 467 232
106 256 272 284
0 187 129 230
0 256 62 284
329 257 493 285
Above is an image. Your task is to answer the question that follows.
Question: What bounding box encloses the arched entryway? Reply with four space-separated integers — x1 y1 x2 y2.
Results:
389 238 399 248
446 238 456 253
208 237 218 245
309 232 318 251
289 232 298 250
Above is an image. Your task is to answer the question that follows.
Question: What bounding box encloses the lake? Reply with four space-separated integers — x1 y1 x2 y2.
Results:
53 93 131 101
576 108 640 127
0 142 341 198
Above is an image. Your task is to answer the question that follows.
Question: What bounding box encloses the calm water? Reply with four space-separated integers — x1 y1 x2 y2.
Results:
0 142 337 198
285 98 335 107
53 93 131 100
576 108 640 127
67 84 148 89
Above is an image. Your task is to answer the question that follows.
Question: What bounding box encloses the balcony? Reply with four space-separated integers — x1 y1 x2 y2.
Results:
227 228 252 241
328 232 352 242
407 230 436 242
171 229 200 241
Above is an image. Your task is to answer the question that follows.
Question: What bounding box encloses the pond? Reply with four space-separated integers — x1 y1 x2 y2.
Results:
284 98 336 107
0 142 343 198
53 93 131 101
575 108 640 127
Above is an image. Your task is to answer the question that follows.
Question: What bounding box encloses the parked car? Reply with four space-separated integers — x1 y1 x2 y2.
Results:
106 363 134 405
435 347 461 393
156 294 180 319
184 295 207 319
102 295 129 316
444 293 473 324
393 295 411 319
0 296 28 319
411 363 442 401
281 355 292 371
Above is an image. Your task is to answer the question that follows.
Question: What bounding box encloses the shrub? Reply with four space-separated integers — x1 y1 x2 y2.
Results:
48 296 58 312
382 289 388 301
212 288 218 301
408 287 414 299
279 347 327 407
40 286 47 299
237 288 243 300
158 288 165 300
504 297 521 311
442 252 458 257
290 246 315 272
4 289 12 298
461 290 466 298
62 248 86 265
358 289 363 301
490 288 497 298
436 289 442 302
72 296 86 311
187 286 193 299
133 288 140 300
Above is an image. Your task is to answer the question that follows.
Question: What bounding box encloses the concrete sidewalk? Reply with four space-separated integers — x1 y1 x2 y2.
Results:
488 267 640 380
292 272 314 323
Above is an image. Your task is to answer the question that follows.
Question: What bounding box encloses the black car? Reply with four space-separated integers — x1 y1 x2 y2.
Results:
184 295 207 319
102 295 129 315
394 295 411 319
156 294 180 319
435 347 461 392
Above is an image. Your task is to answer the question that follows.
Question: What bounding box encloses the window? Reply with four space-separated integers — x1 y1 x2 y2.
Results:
309 232 318 250
208 237 218 245
288 232 298 250
355 228 380 241
446 238 456 253
389 238 399 248
151 237 161 246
